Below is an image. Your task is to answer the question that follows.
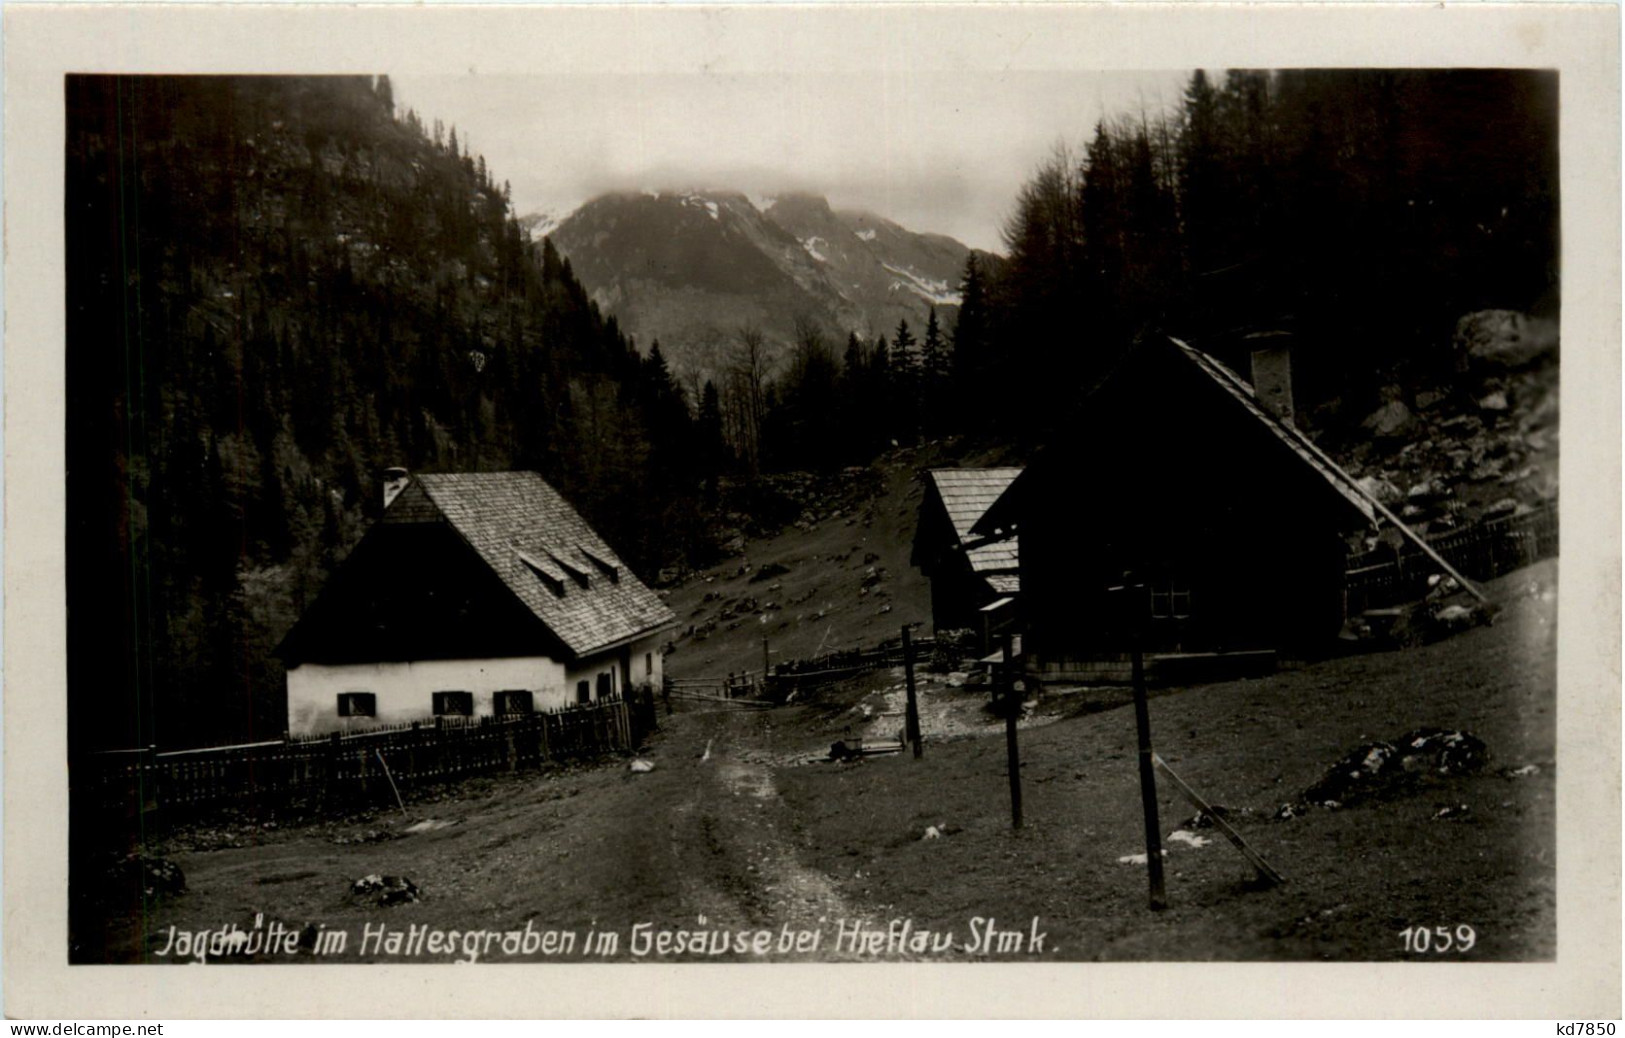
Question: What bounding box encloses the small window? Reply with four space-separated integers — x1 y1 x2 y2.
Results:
337 692 376 718
494 690 533 715
433 691 473 717
1150 581 1192 620
596 672 613 700
576 680 591 705
645 652 654 677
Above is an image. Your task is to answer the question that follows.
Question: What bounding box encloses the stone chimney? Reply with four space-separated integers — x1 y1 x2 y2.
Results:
1247 331 1295 426
382 467 410 509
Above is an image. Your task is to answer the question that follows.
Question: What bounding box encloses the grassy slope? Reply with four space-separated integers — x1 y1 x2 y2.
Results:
116 561 1554 964
772 559 1557 960
662 444 962 680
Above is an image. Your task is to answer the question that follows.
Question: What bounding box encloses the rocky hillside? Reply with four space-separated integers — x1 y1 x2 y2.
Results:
545 189 973 377
1337 310 1559 538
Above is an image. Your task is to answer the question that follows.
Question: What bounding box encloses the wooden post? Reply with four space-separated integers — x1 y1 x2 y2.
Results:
326 732 341 806
1001 633 1023 830
902 626 923 759
1126 583 1168 911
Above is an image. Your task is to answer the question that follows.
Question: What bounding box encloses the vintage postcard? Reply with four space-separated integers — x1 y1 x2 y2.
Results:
4 1 1619 1020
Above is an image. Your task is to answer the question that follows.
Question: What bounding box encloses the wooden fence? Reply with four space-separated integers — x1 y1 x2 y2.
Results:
770 635 939 692
1345 499 1558 612
76 690 658 830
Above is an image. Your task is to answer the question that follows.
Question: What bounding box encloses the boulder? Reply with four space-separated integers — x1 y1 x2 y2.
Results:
1361 399 1416 439
1356 476 1402 505
1454 310 1559 369
1478 390 1510 413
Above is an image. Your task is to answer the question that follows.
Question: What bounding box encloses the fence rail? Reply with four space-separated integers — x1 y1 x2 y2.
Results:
76 690 658 830
1345 499 1557 612
770 635 938 691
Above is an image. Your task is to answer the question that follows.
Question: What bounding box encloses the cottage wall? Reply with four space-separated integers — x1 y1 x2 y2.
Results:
286 655 569 736
562 631 668 706
288 631 669 736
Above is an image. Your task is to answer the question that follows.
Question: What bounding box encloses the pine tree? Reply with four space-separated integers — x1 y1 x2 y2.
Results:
919 308 948 437
951 254 992 432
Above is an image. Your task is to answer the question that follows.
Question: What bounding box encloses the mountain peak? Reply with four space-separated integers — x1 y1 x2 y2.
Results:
549 187 971 378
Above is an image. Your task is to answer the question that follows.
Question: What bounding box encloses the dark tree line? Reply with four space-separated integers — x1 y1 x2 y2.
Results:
67 75 710 753
966 68 1559 447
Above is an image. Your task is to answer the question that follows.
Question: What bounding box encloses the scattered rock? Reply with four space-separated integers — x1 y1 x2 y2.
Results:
130 856 186 898
922 826 942 841
402 818 454 833
1181 805 1232 830
352 874 419 907
1433 803 1472 821
1362 399 1416 439
1301 728 1487 809
1116 850 1167 865
1166 829 1213 848
629 759 656 773
1455 309 1560 369
1470 458 1507 482
1414 389 1448 411
1478 390 1509 413
1356 476 1402 505
1507 763 1541 777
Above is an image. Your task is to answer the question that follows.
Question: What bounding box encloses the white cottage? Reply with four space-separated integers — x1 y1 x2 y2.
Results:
277 470 676 737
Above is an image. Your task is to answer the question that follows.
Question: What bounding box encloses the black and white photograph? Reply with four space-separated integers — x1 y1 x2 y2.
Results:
6 1 1620 1021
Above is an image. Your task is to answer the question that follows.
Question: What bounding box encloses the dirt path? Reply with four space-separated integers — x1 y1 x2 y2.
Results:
654 708 874 959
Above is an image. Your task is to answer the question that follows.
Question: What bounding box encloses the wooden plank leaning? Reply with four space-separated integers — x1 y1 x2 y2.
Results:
1152 752 1285 887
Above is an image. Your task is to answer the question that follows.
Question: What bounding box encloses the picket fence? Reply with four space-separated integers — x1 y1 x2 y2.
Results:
78 690 657 827
1344 499 1558 611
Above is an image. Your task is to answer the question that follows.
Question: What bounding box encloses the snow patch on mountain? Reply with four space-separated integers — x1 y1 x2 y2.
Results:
519 207 575 240
678 194 721 221
855 228 878 242
801 236 829 263
882 262 960 306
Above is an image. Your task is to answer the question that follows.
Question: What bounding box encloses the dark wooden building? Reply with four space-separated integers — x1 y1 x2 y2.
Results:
974 337 1384 681
911 468 1022 641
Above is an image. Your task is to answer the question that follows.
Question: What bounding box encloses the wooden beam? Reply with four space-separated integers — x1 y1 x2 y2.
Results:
1152 753 1285 887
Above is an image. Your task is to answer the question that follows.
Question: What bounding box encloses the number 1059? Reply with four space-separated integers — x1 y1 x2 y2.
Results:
1400 925 1477 953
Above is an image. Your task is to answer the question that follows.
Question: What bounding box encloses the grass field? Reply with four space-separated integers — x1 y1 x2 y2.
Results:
104 559 1554 964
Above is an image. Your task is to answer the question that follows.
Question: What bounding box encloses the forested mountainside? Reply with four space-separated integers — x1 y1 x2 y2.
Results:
67 76 705 751
975 69 1558 448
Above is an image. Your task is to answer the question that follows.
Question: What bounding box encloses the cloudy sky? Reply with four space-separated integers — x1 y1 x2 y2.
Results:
393 69 1189 253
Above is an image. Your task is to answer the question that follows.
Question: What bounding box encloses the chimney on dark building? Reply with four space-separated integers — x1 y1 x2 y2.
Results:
382 467 410 509
1246 330 1295 427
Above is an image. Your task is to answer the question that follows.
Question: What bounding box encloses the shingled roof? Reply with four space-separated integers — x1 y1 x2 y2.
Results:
408 471 675 658
925 467 1022 586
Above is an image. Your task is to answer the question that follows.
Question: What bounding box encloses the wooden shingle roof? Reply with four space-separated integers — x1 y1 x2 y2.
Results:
412 472 675 658
925 467 1022 585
